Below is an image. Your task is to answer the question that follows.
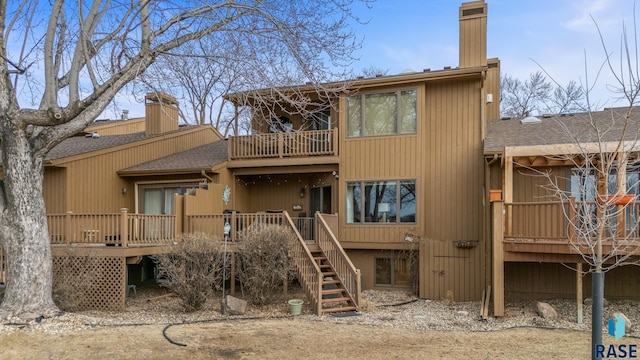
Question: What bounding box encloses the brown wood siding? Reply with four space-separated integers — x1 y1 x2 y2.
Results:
86 119 145 136
346 249 415 292
420 79 485 301
512 167 567 202
184 185 223 215
459 1 487 68
239 174 335 215
337 78 485 301
485 58 501 120
43 167 67 213
505 262 640 300
145 101 179 135
56 128 218 213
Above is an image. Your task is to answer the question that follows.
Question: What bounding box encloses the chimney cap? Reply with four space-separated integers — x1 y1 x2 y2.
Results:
145 92 178 106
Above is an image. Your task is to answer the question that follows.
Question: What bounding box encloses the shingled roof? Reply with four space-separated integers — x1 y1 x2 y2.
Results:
46 132 147 160
46 126 199 161
484 107 640 154
117 139 228 176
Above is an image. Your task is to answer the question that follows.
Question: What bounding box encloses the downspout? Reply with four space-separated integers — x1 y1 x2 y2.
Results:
201 170 214 184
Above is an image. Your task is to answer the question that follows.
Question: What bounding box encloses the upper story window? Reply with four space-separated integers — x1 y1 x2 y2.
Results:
347 89 417 137
269 116 293 133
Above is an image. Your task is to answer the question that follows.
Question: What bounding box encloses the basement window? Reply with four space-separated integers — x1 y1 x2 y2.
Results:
375 257 411 287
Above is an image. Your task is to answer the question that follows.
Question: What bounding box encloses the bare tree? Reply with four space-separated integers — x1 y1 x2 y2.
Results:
500 71 585 117
0 0 370 319
523 16 640 359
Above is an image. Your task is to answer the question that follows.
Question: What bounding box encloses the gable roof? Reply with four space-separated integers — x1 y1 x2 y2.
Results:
485 107 640 154
46 125 200 161
117 139 228 176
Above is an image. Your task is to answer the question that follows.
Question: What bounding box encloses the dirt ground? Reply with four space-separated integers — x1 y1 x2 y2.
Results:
0 318 624 360
1 285 638 360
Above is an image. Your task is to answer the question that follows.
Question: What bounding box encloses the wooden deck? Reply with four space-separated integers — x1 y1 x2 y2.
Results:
9 210 359 315
502 201 640 261
492 200 640 317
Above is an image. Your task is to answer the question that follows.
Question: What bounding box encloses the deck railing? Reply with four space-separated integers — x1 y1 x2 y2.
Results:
228 129 337 160
283 212 324 315
504 201 640 242
186 212 314 241
47 209 176 247
316 212 361 308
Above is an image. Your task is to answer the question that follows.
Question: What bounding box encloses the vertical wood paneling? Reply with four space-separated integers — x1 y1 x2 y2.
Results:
43 168 67 213
56 127 219 214
339 78 485 301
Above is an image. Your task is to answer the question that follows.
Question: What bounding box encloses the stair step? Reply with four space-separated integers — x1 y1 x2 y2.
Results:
322 278 340 285
322 296 351 304
322 288 346 295
322 306 358 314
321 271 336 276
319 264 332 268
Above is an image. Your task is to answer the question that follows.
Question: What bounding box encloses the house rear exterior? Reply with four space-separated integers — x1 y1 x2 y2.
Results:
225 0 500 301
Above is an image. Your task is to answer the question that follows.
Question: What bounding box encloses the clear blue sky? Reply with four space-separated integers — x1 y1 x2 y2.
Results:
349 0 635 109
112 0 636 118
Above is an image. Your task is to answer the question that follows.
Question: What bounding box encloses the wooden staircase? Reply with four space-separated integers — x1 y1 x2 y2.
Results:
313 251 358 314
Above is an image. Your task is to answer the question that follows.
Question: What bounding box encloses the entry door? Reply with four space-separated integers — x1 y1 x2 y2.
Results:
310 186 332 216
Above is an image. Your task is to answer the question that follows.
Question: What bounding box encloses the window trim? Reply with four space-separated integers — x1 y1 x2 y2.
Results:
346 179 416 224
347 88 417 138
374 256 412 287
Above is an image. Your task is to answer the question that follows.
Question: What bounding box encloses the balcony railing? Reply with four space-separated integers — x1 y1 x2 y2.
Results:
504 201 640 243
185 212 314 241
47 209 176 247
228 129 337 160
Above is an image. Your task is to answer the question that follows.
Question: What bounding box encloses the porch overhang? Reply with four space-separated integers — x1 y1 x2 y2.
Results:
231 163 338 176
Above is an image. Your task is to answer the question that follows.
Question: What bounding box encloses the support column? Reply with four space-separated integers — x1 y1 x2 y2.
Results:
577 263 583 324
492 201 504 317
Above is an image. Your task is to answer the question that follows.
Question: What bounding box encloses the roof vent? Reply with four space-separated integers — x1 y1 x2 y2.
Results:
542 113 552 118
400 69 416 75
121 109 129 120
521 116 542 124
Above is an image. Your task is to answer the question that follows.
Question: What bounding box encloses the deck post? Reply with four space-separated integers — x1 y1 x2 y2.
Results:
120 208 129 248
492 201 505 317
577 262 583 324
65 211 72 244
230 252 236 295
278 133 284 158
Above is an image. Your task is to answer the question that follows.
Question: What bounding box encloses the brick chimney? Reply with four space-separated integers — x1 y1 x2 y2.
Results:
459 1 487 68
144 92 179 136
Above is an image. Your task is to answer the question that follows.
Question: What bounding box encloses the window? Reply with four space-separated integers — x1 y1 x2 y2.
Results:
347 180 416 224
570 168 640 236
269 116 293 133
141 184 198 215
375 257 411 287
347 89 417 137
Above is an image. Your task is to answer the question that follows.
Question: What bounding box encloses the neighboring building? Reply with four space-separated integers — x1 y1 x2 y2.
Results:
486 108 640 315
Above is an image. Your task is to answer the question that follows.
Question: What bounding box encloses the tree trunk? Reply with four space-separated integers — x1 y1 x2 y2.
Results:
0 124 59 319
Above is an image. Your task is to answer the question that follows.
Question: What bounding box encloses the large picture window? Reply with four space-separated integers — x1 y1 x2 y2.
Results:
347 89 417 137
346 180 416 224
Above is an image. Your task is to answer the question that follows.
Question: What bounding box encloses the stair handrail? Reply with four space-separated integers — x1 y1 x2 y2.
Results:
282 211 324 315
315 212 361 308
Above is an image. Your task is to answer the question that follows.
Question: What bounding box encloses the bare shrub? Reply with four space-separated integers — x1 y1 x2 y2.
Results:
236 224 297 306
152 233 229 312
52 248 100 311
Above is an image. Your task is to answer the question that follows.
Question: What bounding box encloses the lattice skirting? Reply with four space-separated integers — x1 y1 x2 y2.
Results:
53 254 126 311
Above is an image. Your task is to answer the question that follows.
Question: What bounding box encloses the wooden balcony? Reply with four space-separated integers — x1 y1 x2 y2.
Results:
47 209 177 257
501 201 640 260
227 129 339 168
